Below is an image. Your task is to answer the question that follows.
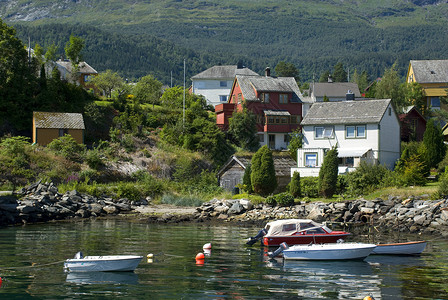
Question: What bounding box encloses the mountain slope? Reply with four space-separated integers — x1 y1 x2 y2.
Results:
1 0 448 83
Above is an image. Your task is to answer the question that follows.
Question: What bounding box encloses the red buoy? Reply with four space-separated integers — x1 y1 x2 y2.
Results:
195 253 205 260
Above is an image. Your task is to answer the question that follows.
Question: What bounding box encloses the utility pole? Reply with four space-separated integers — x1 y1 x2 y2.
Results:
183 59 186 129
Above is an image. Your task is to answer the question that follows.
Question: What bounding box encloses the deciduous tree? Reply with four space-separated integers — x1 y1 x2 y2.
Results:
133 75 163 107
90 69 125 99
228 106 259 151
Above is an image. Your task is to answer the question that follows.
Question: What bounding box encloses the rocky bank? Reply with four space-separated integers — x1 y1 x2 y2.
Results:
1 182 448 237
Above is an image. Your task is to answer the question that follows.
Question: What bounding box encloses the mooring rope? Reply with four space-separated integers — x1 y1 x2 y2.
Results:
0 260 66 270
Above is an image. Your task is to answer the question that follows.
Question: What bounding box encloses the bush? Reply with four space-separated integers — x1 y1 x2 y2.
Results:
438 172 448 197
275 192 295 207
85 148 104 170
318 147 338 198
114 182 143 201
47 134 85 162
265 195 276 206
346 162 389 196
251 145 277 196
161 193 203 207
301 176 319 198
288 171 301 198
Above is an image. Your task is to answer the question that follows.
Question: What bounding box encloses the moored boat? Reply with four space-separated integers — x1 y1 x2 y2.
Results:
246 219 351 246
271 242 377 261
64 252 143 272
371 241 427 255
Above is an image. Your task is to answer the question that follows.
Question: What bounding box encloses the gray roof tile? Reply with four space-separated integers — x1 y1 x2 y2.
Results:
33 112 85 129
312 82 361 98
236 75 303 102
411 60 448 83
191 65 258 79
56 60 98 74
301 99 391 125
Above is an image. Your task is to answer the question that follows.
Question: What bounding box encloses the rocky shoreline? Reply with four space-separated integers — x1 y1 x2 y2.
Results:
1 182 448 237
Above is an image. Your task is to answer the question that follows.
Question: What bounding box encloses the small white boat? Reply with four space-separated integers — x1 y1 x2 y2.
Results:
271 242 377 261
371 241 426 255
64 252 143 272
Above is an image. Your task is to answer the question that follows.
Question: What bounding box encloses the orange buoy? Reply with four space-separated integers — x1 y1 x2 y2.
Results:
195 253 205 260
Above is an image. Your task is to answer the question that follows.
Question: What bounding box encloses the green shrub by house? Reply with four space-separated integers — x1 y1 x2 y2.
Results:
275 192 295 207
250 145 277 196
318 147 338 198
288 171 301 198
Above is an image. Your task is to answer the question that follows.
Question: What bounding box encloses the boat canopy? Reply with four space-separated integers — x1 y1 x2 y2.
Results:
264 219 332 236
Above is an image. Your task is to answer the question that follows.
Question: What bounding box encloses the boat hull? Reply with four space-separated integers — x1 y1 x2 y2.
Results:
64 255 143 272
282 243 377 261
371 241 427 255
263 233 350 247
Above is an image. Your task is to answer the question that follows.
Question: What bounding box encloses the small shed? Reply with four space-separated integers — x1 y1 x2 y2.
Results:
217 155 296 193
33 112 85 146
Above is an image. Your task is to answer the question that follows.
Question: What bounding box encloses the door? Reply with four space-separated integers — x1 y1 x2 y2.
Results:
268 134 275 149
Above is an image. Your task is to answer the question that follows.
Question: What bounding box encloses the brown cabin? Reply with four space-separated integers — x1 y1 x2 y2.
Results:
33 112 85 146
398 106 426 142
217 155 296 194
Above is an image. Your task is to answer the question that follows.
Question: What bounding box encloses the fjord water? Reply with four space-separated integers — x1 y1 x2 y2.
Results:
0 219 447 299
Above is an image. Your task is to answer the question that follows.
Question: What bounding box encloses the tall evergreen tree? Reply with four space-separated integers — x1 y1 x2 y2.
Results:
333 62 347 82
289 171 301 198
423 119 446 169
242 163 253 193
251 145 277 196
318 147 339 198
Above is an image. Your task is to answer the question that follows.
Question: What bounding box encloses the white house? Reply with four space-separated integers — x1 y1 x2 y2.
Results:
291 99 401 177
191 64 258 107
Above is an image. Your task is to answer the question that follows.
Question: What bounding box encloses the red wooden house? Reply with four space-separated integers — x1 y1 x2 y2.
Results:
398 106 426 142
215 68 303 150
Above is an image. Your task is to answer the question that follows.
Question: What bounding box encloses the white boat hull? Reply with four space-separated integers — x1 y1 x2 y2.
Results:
282 243 377 261
371 241 426 255
64 255 143 272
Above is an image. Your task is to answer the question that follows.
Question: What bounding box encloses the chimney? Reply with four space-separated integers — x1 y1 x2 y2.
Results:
328 75 333 83
265 67 271 77
237 61 243 69
346 90 355 101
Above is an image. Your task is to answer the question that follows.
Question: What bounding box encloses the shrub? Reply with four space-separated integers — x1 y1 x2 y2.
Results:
242 163 253 193
161 193 203 207
288 171 301 198
318 147 338 198
275 192 295 207
401 154 427 186
438 172 448 197
251 145 277 196
85 148 104 170
265 195 276 206
335 175 347 195
301 176 319 198
47 134 85 162
115 182 143 201
346 162 389 196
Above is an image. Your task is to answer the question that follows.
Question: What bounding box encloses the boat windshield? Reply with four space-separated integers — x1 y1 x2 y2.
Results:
321 225 332 233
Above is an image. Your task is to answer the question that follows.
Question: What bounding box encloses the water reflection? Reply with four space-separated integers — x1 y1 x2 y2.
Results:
66 272 139 285
265 258 381 299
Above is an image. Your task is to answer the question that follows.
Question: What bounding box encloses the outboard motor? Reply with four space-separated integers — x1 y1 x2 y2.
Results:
246 228 267 246
268 242 289 258
74 251 83 259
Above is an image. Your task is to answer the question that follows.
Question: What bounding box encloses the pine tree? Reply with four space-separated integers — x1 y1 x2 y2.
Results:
318 147 339 198
251 145 277 196
242 163 253 193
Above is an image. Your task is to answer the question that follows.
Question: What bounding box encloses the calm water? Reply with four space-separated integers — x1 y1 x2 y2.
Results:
0 218 447 300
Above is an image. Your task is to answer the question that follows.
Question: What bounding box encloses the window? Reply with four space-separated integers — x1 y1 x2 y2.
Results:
268 116 275 124
84 75 92 82
281 117 288 124
388 107 392 115
219 95 227 102
256 115 263 124
315 126 333 139
260 93 270 103
59 129 68 137
275 117 280 124
282 223 297 232
431 97 441 109
279 93 288 104
258 134 264 143
284 134 289 143
346 125 366 138
305 153 317 167
237 93 242 103
220 81 227 87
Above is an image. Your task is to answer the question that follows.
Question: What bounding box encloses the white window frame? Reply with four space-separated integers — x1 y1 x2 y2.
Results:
346 125 366 138
315 126 334 139
219 95 228 102
305 153 318 167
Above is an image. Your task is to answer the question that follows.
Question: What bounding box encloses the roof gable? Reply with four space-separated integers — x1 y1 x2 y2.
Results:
410 60 448 83
33 112 85 129
301 99 392 125
218 155 296 177
191 65 258 80
56 60 98 74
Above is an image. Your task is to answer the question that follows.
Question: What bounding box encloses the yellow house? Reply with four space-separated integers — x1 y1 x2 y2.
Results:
33 112 85 146
406 60 448 110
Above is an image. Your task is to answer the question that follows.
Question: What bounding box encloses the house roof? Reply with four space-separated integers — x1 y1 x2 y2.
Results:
311 82 361 98
301 99 392 126
218 155 296 177
264 110 291 116
410 60 448 83
33 112 85 129
398 105 426 122
191 65 258 80
56 60 98 74
236 75 303 103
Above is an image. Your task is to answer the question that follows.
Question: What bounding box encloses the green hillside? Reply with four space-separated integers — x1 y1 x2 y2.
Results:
2 0 448 84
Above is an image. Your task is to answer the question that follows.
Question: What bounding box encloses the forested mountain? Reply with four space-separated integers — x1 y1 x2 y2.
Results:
1 0 448 85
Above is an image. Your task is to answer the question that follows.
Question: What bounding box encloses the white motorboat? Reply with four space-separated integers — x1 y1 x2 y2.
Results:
64 252 143 272
371 241 427 255
270 242 377 261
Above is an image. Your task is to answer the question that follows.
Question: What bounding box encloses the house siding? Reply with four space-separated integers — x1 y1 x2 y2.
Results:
192 78 233 107
35 128 84 146
379 104 401 169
